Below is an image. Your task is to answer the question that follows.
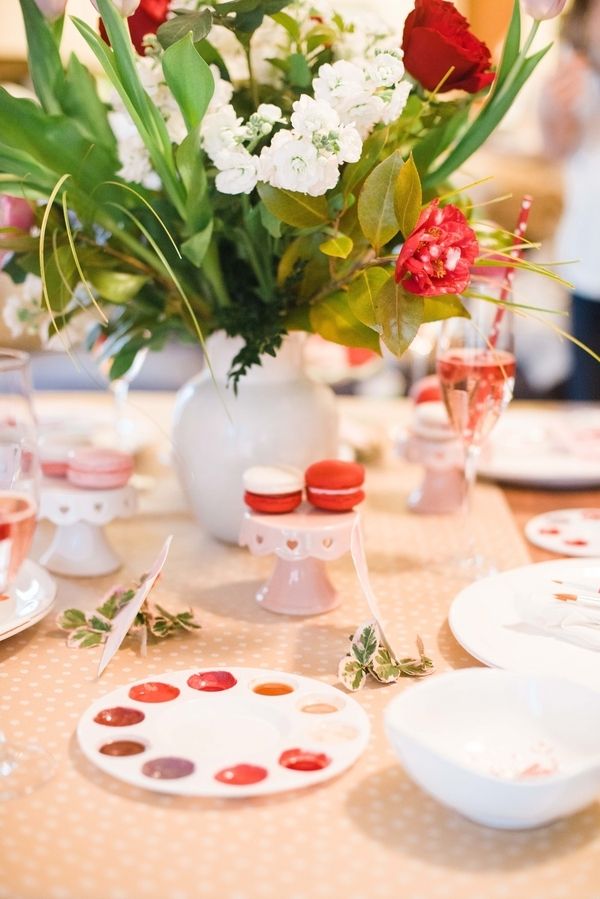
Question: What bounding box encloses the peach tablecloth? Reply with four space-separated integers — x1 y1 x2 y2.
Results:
1 394 599 899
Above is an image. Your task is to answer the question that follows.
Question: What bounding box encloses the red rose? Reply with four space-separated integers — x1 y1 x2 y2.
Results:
100 0 170 55
395 200 479 296
401 0 494 94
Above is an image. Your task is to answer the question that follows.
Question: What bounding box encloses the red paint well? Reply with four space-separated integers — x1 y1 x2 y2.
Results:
279 748 331 771
214 764 268 786
187 671 237 692
128 682 180 703
94 707 145 727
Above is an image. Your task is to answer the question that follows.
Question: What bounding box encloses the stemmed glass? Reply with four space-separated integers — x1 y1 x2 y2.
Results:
0 349 55 799
92 336 148 450
436 302 516 576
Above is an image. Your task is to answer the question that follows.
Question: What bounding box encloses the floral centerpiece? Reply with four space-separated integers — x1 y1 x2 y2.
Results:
0 0 569 384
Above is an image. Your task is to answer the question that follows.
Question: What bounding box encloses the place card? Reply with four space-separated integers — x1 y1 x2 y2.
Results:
97 535 173 677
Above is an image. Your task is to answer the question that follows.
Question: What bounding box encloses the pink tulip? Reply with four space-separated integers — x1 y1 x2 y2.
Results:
90 0 142 15
33 0 67 20
0 197 35 269
522 0 568 20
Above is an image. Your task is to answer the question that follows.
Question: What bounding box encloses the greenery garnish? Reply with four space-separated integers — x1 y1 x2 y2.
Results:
338 622 433 691
57 574 200 650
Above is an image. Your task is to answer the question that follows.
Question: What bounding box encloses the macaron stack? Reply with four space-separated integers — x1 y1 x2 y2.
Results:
66 448 134 490
243 460 365 515
243 465 304 514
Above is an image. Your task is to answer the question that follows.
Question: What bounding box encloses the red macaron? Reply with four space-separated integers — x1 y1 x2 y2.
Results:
305 460 365 512
243 465 304 514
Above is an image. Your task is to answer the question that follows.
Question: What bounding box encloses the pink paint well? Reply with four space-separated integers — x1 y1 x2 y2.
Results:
214 764 268 786
187 671 237 692
128 682 180 703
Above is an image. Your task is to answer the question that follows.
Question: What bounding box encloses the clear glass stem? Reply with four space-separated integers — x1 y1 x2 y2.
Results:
109 378 129 440
459 442 482 567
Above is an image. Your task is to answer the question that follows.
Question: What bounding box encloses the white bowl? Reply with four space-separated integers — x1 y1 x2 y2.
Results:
384 668 600 829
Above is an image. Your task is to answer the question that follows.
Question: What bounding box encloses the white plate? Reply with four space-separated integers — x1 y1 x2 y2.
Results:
449 559 600 690
525 509 600 557
77 667 370 797
479 407 600 488
0 560 57 641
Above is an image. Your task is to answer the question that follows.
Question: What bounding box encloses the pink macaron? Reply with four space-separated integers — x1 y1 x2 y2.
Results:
66 448 134 490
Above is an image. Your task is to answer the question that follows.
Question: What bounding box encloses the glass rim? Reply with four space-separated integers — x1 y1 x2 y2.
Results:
0 349 30 373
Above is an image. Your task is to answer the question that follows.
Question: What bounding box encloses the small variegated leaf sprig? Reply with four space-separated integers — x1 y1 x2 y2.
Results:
57 576 200 650
338 621 434 692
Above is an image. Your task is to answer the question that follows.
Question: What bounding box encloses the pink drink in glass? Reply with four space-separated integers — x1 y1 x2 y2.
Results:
437 348 516 447
0 492 36 590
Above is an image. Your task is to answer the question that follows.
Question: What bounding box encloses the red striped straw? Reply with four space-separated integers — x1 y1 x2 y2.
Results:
488 194 533 347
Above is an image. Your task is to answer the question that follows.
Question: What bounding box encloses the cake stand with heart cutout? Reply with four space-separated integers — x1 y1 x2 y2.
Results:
39 481 137 577
239 505 357 615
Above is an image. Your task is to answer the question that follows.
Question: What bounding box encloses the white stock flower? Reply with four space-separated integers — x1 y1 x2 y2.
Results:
214 148 259 195
381 81 412 125
257 104 282 124
367 51 405 88
259 132 339 196
201 105 245 163
313 61 367 105
291 95 340 137
244 104 283 141
208 65 233 112
108 111 160 190
334 93 386 138
1 274 44 339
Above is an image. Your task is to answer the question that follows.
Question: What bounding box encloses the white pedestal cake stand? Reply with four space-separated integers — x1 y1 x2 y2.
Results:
239 505 357 615
39 482 137 577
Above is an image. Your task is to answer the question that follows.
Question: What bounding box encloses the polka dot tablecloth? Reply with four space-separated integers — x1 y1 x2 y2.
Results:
1 395 600 899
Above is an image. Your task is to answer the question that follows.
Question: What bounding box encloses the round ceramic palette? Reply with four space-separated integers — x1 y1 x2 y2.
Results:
525 509 600 558
77 667 370 797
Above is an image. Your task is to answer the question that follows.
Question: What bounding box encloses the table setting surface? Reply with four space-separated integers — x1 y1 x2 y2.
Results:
2 394 600 899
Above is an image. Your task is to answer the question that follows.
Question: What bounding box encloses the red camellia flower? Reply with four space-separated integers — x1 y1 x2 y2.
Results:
100 0 170 55
395 200 479 296
402 0 495 94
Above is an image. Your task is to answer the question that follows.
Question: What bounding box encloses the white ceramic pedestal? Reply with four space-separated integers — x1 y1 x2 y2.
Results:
239 505 356 616
39 482 137 577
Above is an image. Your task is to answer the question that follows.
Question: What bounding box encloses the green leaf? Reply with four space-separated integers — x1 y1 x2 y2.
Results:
162 33 215 131
284 304 311 331
310 291 381 353
181 221 214 266
88 615 112 633
18 0 64 115
346 267 391 329
370 647 401 683
319 234 353 259
493 0 521 94
258 202 282 238
422 295 469 323
57 55 117 153
338 657 367 692
74 631 105 648
257 183 329 228
277 234 316 286
374 279 424 357
88 270 149 304
394 154 422 238
270 11 301 40
57 608 87 630
287 52 312 88
357 149 404 251
341 126 388 198
157 8 213 49
412 103 470 177
351 623 379 666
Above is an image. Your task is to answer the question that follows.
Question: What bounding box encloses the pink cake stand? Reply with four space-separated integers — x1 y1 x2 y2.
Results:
239 505 357 616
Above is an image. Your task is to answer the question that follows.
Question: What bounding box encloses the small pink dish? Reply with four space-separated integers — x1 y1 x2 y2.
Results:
67 448 134 490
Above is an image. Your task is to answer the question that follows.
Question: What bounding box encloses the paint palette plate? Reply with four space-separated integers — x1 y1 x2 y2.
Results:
77 667 370 797
0 560 57 641
525 509 600 557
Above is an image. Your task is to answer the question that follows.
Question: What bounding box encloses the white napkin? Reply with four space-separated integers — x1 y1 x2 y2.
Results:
516 586 600 651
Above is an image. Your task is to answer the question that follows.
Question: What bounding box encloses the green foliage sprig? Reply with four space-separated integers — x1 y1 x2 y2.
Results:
338 622 433 692
57 576 200 649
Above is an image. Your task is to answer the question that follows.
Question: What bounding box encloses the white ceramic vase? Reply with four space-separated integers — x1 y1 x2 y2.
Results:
172 332 338 543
